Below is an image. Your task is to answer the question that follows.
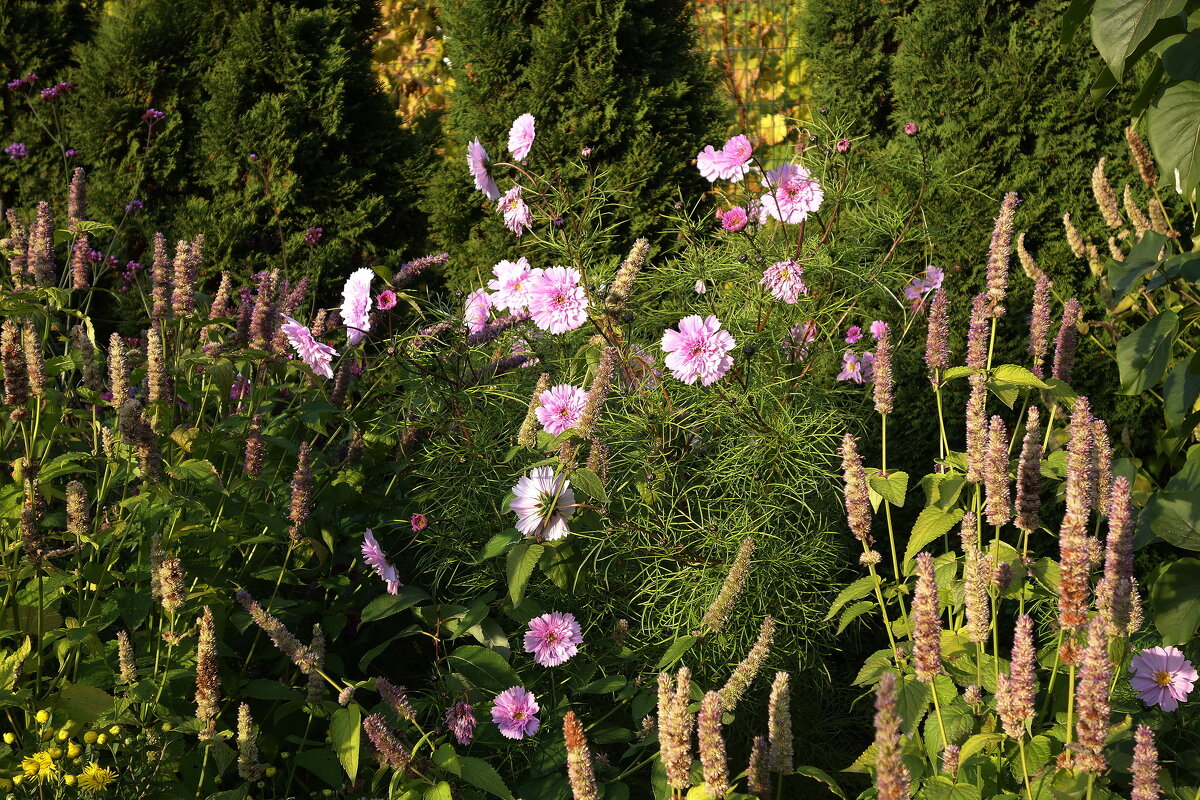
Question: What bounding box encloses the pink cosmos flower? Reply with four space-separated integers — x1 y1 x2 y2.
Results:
721 207 749 232
904 122 919 136
361 528 401 595
464 288 492 335
510 466 575 541
492 687 540 740
526 266 588 334
341 267 374 346
508 113 536 161
861 351 876 382
535 384 588 435
694 279 707 294
719 134 753 180
760 163 824 224
696 145 725 182
376 290 397 311
870 320 888 340
499 185 533 236
468 138 500 201
1131 646 1197 711
837 351 867 383
761 259 808 304
281 315 338 379
524 611 583 667
788 320 818 362
845 326 863 344
488 257 541 313
410 513 427 532
661 315 736 386
445 702 477 745
836 138 851 154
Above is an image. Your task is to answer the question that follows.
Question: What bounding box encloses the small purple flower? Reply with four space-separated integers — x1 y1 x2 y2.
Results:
304 227 323 246
125 199 144 213
904 122 919 136
492 687 540 740
230 374 251 401
5 142 28 159
142 108 165 123
248 153 258 162
6 78 23 91
376 290 397 311
721 207 749 232
903 266 945 308
410 513 427 532
836 138 851 154
844 325 863 344
65 148 79 159
39 86 59 101
837 351 867 383
446 702 477 746
869 320 888 340
55 81 74 94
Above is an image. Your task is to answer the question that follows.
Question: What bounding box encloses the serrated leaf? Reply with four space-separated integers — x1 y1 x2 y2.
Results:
1148 80 1200 198
477 529 522 562
1116 310 1178 394
958 732 1005 763
825 575 880 621
655 635 696 670
904 506 966 566
837 601 876 634
447 645 521 693
794 765 848 799
360 586 430 623
991 364 1050 388
570 468 608 502
330 705 361 780
941 366 975 381
506 542 543 606
868 471 908 507
853 650 895 686
897 675 931 735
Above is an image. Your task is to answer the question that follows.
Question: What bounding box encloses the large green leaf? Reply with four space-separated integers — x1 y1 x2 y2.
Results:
1148 80 1200 197
655 635 696 670
868 470 909 507
1164 351 1200 430
1092 0 1186 78
330 705 361 781
1150 557 1200 643
1141 489 1200 548
434 744 514 799
1062 0 1098 43
1108 231 1168 298
904 506 966 567
360 586 431 623
825 575 880 622
506 542 543 606
447 645 521 693
794 766 849 799
1116 309 1178 394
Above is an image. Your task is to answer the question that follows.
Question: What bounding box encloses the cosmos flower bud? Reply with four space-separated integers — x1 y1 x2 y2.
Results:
873 672 911 800
195 607 220 739
719 616 774 711
701 537 755 635
563 711 601 800
698 691 729 798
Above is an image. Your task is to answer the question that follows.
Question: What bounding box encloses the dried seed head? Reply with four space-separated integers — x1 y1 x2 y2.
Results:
1092 158 1123 228
1125 126 1158 188
195 607 220 738
701 537 755 635
158 554 186 615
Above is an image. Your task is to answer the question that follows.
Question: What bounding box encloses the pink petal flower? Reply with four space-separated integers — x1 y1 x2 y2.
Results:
510 466 575 541
1131 646 1196 711
488 257 540 313
498 185 533 236
524 611 583 667
410 513 427 532
535 384 588 435
361 528 401 595
721 207 749 232
376 289 397 311
281 315 338 379
341 267 373 346
760 259 808 304
719 134 754 180
491 686 540 740
760 163 824 224
845 326 863 344
464 288 492 335
696 145 725 182
526 266 588 334
508 114 536 162
661 314 736 386
467 138 500 201
870 320 888 341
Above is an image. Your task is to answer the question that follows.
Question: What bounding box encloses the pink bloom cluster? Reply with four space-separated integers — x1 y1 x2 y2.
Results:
536 384 588 435
527 266 588 334
445 701 477 745
488 257 539 313
787 320 817 362
1131 646 1197 711
760 163 824 224
760 259 808 304
341 267 373 346
661 315 736 386
721 207 749 232
510 466 575 541
361 529 401 595
903 265 945 307
524 611 583 667
846 322 887 344
492 686 539 740
697 134 754 182
281 315 338 379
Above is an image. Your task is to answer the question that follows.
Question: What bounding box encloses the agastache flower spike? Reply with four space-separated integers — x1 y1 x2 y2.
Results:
1014 406 1042 532
986 192 1018 316
2 319 29 416
996 614 1036 739
1073 616 1112 774
146 324 168 404
71 234 90 290
700 537 754 635
840 435 873 545
1132 724 1162 800
924 288 950 383
767 671 793 773
605 238 649 312
1065 397 1097 523
236 590 318 673
657 668 694 791
237 703 264 780
719 616 774 711
912 552 943 681
1092 158 1123 228
117 630 137 683
28 201 55 287
244 414 265 478
563 711 601 800
519 373 551 447
873 672 911 800
984 416 1011 527
960 513 989 644
1052 299 1082 383
748 736 770 798
1126 126 1159 187
1096 477 1136 637
872 324 893 414
287 442 315 540
151 233 171 321
1028 275 1052 377
941 745 960 775
363 714 410 772
208 270 232 318
195 607 220 739
578 346 615 437
1092 418 1113 514
1016 231 1043 280
21 319 45 398
172 235 202 316
698 691 729 798
1063 213 1086 258
306 624 327 702
1125 185 1152 236
376 676 416 721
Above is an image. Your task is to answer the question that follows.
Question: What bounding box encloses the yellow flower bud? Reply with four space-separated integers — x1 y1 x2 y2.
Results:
88 583 99 590
40 729 53 741
49 747 63 758
57 729 70 741
35 710 49 724
265 767 277 778
64 773 77 786
67 743 82 758
161 722 173 733
12 773 23 785
108 725 121 736
96 734 108 745
83 731 98 744
2 732 14 744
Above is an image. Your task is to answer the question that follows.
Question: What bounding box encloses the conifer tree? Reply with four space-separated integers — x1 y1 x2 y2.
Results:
425 0 724 287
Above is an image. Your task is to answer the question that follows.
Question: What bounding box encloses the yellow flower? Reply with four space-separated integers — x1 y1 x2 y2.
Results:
83 731 98 743
96 733 108 745
12 773 22 785
77 762 117 792
64 773 77 786
49 747 63 758
2 732 14 744
21 751 58 782
35 710 49 724
265 766 277 777
107 726 120 736
68 742 83 758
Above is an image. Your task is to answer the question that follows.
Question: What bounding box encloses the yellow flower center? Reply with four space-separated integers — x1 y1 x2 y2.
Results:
1155 670 1174 686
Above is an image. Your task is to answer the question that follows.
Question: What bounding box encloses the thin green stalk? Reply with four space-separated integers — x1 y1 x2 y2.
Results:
929 678 949 752
1065 664 1076 748
881 415 910 630
1018 738 1034 800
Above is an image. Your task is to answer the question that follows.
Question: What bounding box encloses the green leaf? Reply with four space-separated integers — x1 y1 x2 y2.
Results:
360 586 430 623
990 364 1051 389
1164 351 1200 430
447 645 521 693
958 732 1006 764
1108 231 1168 297
941 366 975 382
1132 59 1168 117
837 601 876 634
54 684 114 723
904 506 966 566
1091 0 1186 78
1164 34 1200 81
1141 489 1200 548
1148 80 1200 198
921 776 983 800
577 675 626 694
241 679 301 700
896 675 931 735
0 637 30 691
1062 0 1097 43
1116 310 1179 394
424 782 453 800
1150 557 1200 642
853 650 894 686
794 765 848 799
477 529 522 562
570 468 608 503
655 635 696 670
506 542 543 606
825 575 880 622
330 705 361 781
433 744 514 799
868 471 909 507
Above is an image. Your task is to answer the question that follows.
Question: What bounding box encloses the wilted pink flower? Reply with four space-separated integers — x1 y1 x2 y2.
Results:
661 315 736 386
870 321 888 340
468 138 500 200
904 122 918 136
836 138 850 154
845 326 863 344
510 466 575 541
361 529 401 595
760 163 823 223
464 288 492 335
410 513 427 532
376 290 397 311
499 186 533 235
527 266 588 334
694 279 707 294
492 687 540 739
524 611 583 667
508 113 536 161
787 320 818 362
535 384 588 435
281 316 338 379
760 259 808 303
837 351 867 383
1131 647 1197 711
446 702 477 745
341 267 373 346
721 207 748 232
488 257 540 313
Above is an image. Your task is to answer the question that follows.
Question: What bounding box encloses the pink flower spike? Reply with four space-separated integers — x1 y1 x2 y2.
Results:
498 185 533 236
464 289 492 335
524 611 583 667
492 686 540 740
721 207 748 232
376 289 397 311
870 321 888 341
535 384 588 435
661 314 736 386
760 259 808 304
341 267 373 346
508 114 536 162
467 138 500 201
1131 646 1197 711
510 466 575 541
361 528 402 595
281 315 338 379
488 257 540 313
845 326 863 344
527 266 588 334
